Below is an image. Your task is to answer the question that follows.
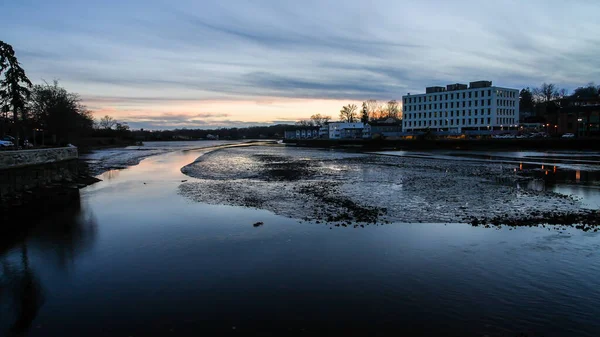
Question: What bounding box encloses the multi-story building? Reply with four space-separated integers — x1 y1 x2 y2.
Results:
327 122 364 139
284 128 320 139
402 81 519 134
363 118 403 139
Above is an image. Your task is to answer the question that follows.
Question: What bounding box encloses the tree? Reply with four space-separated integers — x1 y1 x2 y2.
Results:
384 100 400 119
339 104 358 122
309 113 331 126
29 80 95 145
0 40 32 138
99 115 117 129
360 102 369 124
519 87 535 112
365 99 383 120
572 82 600 98
533 83 560 102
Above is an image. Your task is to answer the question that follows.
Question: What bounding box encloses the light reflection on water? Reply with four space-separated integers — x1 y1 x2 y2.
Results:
1 144 600 336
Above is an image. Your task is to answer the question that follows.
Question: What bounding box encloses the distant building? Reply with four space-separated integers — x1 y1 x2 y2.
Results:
363 118 403 139
319 125 329 139
556 96 600 137
328 122 364 139
284 127 320 139
402 80 520 134
206 134 219 140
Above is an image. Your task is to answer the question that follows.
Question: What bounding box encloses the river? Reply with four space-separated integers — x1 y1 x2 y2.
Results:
1 141 600 337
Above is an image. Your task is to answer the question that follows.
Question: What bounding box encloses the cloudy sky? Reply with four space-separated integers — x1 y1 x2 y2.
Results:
2 0 599 129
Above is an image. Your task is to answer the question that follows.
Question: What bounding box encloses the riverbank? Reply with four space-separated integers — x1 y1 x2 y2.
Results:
285 137 600 151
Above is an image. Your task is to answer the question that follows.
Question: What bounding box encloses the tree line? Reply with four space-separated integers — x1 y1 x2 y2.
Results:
296 100 401 126
0 40 134 146
519 82 600 113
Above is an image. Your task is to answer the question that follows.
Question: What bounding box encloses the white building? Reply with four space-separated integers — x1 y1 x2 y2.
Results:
284 128 319 139
402 81 519 134
327 122 364 139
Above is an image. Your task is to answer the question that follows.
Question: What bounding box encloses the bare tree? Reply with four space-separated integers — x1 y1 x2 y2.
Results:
339 104 358 122
384 100 400 119
99 115 117 129
295 119 313 127
309 113 331 126
533 83 560 102
365 99 383 120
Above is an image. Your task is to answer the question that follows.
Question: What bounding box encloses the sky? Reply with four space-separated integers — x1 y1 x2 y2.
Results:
2 0 599 129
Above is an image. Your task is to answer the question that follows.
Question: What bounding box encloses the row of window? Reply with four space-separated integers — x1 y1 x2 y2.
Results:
404 89 517 104
405 99 516 111
404 108 516 120
404 117 516 128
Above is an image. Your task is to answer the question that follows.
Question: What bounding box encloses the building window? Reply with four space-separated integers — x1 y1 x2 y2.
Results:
481 118 484 124
462 93 466 99
451 93 454 99
468 101 472 107
474 100 478 107
445 94 448 100
429 104 432 110
434 103 437 109
488 89 491 96
445 102 448 108
488 99 491 105
469 92 472 98
475 91 478 98
451 111 454 117
488 108 491 115
481 99 485 106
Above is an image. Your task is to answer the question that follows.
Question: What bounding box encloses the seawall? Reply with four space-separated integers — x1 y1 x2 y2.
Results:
0 147 79 200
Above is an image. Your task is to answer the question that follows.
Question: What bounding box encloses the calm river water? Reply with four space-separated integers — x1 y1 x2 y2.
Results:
2 142 600 337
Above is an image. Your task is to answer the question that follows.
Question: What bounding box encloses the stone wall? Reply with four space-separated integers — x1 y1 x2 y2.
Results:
0 147 79 199
0 147 78 170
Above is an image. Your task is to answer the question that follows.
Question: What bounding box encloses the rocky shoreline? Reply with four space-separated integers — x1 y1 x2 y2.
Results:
467 210 600 231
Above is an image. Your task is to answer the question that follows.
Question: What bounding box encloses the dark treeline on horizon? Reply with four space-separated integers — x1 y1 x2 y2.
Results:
128 124 305 141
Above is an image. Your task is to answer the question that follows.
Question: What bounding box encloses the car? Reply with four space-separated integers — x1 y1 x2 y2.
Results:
562 133 575 138
2 135 15 142
0 140 14 147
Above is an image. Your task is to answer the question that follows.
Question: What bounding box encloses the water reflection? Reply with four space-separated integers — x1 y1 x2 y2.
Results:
0 196 97 337
101 169 120 181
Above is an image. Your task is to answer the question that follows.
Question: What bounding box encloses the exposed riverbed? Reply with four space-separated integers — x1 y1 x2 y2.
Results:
180 145 597 230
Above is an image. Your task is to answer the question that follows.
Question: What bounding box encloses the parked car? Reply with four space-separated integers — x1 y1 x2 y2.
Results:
561 133 575 138
0 140 14 147
2 135 15 142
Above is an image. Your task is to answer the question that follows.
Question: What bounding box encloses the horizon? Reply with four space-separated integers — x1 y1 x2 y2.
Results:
2 0 599 130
